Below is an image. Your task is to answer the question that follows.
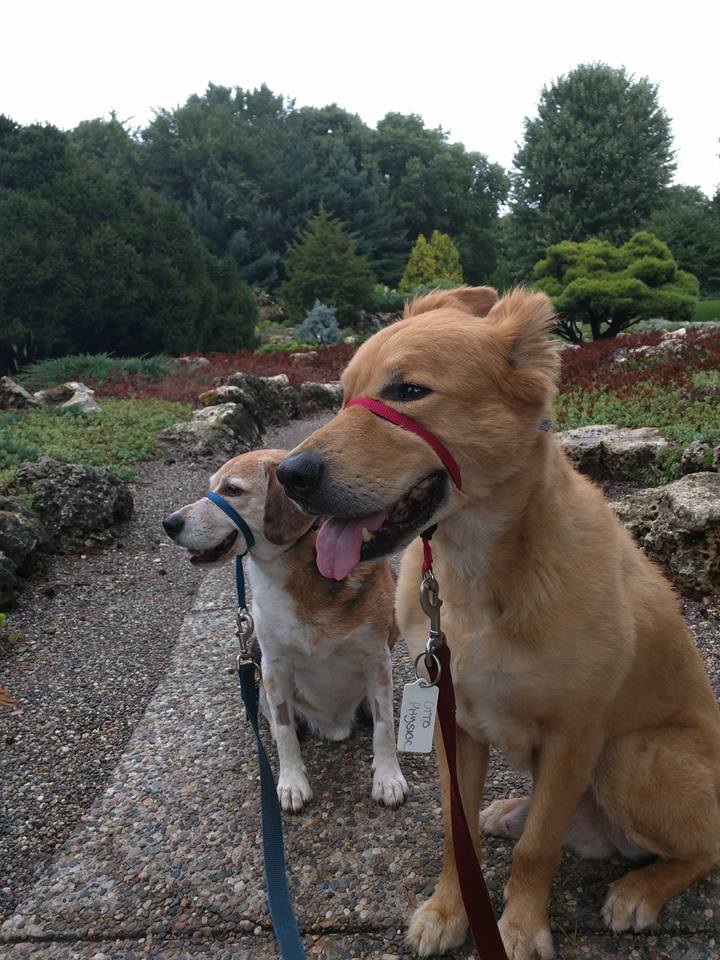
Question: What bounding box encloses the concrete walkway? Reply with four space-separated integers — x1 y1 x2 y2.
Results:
1 568 718 960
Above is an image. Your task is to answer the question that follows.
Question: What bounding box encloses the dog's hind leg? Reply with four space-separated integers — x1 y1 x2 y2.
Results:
596 728 720 932
407 727 488 957
480 793 617 859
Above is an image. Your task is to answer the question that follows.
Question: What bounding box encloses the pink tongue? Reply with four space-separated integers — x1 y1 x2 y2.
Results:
315 510 387 580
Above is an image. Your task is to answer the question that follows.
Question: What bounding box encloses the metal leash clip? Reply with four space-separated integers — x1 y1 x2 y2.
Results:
235 606 257 672
414 571 445 687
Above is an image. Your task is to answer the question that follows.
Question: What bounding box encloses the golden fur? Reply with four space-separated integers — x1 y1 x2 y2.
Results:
286 287 720 958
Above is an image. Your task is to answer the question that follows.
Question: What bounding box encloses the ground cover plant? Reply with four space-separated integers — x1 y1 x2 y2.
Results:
16 353 177 391
555 326 720 481
0 399 191 492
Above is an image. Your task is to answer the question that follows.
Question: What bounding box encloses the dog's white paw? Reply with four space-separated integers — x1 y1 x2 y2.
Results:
602 874 660 932
498 914 554 960
277 771 312 813
406 898 467 956
372 766 408 808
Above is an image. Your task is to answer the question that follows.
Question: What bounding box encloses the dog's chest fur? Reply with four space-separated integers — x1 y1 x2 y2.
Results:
247 545 393 738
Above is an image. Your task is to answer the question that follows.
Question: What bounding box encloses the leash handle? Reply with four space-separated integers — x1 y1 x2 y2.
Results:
238 661 307 960
430 646 508 960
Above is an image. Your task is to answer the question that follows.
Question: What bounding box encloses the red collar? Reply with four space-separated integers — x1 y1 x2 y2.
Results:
345 397 462 490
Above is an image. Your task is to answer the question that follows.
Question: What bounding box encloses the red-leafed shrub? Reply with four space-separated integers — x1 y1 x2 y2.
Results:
87 328 720 406
90 345 356 404
558 328 720 394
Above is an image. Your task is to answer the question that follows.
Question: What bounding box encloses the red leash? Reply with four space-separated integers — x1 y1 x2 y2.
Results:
345 397 508 960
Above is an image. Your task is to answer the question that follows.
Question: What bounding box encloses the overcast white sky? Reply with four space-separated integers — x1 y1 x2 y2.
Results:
4 0 718 196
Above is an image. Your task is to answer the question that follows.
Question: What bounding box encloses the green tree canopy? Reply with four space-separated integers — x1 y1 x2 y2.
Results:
646 186 720 295
534 231 698 342
511 64 675 277
279 209 375 325
399 231 464 292
0 117 255 372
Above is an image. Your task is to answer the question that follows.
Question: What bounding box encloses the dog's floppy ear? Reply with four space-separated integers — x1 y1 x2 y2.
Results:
487 288 561 403
263 461 315 546
404 285 498 320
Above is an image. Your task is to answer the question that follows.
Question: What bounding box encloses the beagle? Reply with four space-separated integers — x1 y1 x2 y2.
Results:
163 448 407 812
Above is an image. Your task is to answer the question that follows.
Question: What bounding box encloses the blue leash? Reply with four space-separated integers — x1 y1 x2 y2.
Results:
204 493 307 960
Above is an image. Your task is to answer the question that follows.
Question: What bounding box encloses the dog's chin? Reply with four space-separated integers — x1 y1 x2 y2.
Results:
358 470 448 560
186 530 239 566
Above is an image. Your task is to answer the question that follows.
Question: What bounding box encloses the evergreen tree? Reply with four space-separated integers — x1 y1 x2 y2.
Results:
279 209 376 325
399 232 464 292
534 231 698 341
511 64 675 275
647 186 720 294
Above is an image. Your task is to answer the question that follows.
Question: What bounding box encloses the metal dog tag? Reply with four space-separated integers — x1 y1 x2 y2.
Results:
397 679 438 753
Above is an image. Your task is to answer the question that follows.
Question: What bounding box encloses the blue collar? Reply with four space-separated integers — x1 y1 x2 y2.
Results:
204 491 255 554
204 491 256 611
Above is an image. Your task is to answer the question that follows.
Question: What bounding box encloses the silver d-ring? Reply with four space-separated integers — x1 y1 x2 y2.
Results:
413 651 441 688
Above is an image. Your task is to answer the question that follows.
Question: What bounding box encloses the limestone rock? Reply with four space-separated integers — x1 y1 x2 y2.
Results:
0 497 48 607
299 381 343 412
33 383 75 405
0 377 38 411
610 472 720 593
174 356 210 370
290 351 319 365
158 403 261 459
199 385 250 407
558 424 671 480
13 458 133 552
681 440 719 475
225 372 300 426
34 381 101 412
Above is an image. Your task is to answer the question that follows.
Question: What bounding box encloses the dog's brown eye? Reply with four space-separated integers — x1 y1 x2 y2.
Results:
382 382 432 402
222 482 242 496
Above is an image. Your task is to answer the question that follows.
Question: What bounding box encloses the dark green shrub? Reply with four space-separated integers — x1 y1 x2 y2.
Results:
279 209 376 326
534 231 699 341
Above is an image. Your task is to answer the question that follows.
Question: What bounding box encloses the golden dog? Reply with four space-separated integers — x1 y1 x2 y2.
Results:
276 287 720 959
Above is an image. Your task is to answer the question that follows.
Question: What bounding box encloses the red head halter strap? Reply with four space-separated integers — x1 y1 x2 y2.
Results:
345 397 462 491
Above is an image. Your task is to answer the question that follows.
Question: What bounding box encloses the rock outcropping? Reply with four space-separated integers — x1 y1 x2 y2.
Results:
610 472 720 594
13 458 133 552
558 424 671 480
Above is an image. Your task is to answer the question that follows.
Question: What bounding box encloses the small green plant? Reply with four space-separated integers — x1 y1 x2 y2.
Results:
0 399 192 492
17 353 176 391
296 301 340 346
367 285 407 313
555 381 720 483
253 340 314 355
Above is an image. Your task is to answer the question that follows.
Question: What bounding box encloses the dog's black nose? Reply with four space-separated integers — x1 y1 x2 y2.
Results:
162 512 185 538
276 452 324 498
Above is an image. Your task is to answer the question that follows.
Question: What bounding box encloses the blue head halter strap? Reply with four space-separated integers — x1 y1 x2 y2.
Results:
204 491 255 609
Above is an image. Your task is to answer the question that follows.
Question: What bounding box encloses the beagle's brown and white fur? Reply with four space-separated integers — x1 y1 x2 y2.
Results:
277 288 720 959
164 448 407 813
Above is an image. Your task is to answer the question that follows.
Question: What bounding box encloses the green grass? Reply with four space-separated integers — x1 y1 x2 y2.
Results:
555 381 720 483
0 398 191 493
16 353 176 391
694 299 720 323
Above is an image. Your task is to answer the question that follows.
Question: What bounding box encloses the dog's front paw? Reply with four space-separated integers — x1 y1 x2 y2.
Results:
372 766 408 808
277 770 312 813
602 872 660 932
498 913 554 960
406 897 467 956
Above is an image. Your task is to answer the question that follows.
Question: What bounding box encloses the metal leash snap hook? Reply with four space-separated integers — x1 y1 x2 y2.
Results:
417 572 445 687
236 607 255 661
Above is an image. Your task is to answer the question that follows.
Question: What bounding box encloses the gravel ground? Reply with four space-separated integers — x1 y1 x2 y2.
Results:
1 414 719 959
